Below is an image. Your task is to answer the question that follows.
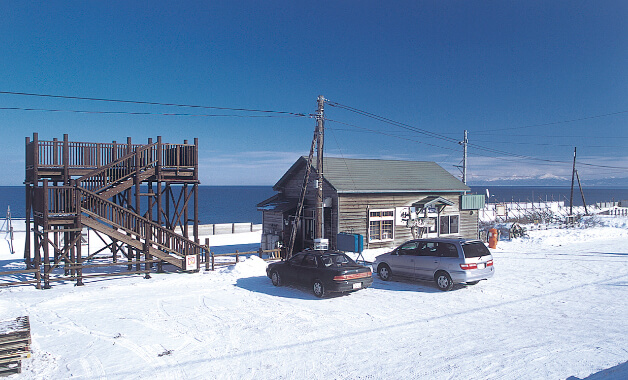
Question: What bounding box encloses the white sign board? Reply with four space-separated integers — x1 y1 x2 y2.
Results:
496 205 507 217
396 207 416 225
185 254 199 271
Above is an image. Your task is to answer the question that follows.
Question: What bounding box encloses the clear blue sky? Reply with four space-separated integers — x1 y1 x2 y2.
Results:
1 1 626 186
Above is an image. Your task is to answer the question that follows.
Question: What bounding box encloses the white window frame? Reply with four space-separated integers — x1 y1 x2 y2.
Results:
368 208 395 242
439 214 460 236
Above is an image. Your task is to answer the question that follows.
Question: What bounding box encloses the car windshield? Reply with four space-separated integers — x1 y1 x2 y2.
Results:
461 241 491 258
321 254 356 268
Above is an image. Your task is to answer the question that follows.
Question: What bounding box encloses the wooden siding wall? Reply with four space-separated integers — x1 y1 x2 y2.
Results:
271 163 478 250
262 211 283 235
459 210 480 240
338 193 478 249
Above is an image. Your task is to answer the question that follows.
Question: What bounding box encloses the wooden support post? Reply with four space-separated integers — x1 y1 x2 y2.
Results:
35 261 41 290
183 183 189 238
42 180 51 289
194 183 199 244
165 184 170 230
235 250 239 263
194 138 199 244
53 138 59 166
144 224 151 279
205 238 210 271
24 183 32 268
211 252 215 271
75 229 84 286
75 182 84 286
112 239 118 263
63 134 69 186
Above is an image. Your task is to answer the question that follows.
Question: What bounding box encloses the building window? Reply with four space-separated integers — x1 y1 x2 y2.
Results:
369 209 394 242
439 215 459 235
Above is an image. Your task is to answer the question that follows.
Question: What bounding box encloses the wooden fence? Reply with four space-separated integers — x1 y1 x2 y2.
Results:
0 268 41 289
203 248 282 271
0 248 282 289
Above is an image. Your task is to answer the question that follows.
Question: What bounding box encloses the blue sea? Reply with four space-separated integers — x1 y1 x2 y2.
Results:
469 186 628 206
1 185 626 221
2 185 626 254
0 186 275 223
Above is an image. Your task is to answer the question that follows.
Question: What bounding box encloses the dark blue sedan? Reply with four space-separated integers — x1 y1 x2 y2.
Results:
266 250 373 297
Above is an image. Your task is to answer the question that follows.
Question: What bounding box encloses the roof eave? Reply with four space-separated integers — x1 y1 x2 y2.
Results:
336 189 469 194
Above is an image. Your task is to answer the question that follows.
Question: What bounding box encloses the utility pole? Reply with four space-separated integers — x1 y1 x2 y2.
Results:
315 95 325 244
457 130 468 185
286 95 326 258
570 147 576 215
462 130 468 185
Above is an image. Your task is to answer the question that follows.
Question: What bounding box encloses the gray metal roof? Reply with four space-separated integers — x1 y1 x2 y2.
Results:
276 156 470 194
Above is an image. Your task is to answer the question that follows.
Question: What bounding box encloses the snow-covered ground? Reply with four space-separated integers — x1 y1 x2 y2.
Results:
1 216 628 379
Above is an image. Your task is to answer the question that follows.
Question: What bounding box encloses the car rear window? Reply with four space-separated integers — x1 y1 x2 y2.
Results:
461 242 491 258
321 254 356 268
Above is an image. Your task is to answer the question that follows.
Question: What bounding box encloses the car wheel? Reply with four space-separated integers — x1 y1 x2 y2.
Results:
466 280 480 285
377 264 392 281
312 279 325 298
435 271 453 291
270 270 282 286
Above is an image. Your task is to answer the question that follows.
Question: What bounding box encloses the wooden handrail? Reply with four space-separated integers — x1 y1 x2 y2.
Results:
78 188 207 257
76 142 158 193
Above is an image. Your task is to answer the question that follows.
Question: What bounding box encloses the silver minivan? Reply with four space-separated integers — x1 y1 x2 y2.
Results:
373 238 494 291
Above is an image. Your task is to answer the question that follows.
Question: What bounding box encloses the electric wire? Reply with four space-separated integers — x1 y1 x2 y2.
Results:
326 101 460 144
0 106 305 118
325 100 628 171
325 119 461 153
0 90 309 117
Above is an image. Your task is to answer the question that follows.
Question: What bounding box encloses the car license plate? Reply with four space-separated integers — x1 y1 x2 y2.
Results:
477 263 485 269
352 282 362 289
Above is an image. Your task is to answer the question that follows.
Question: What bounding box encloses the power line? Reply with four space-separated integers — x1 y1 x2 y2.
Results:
0 106 306 119
325 119 461 153
325 102 628 171
0 90 309 117
326 100 460 144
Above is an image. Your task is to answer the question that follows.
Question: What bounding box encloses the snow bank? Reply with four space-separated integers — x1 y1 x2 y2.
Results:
222 255 268 278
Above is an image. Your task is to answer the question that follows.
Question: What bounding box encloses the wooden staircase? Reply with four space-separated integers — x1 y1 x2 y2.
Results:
26 135 204 286
79 188 204 268
73 144 204 269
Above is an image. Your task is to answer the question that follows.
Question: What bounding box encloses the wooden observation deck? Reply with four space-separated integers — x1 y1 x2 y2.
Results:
24 133 206 288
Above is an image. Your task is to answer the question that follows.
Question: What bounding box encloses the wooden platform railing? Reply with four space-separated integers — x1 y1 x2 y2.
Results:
27 138 196 171
32 140 143 170
32 184 77 219
160 143 197 169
